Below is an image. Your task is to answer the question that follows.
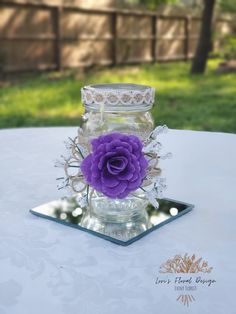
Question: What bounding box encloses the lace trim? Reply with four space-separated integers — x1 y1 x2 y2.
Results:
81 84 155 108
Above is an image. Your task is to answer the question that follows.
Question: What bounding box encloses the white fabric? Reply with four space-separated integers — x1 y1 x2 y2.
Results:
0 127 235 314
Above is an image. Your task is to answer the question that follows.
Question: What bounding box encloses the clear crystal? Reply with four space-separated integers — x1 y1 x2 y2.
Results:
143 140 162 153
76 194 88 208
153 178 167 198
64 139 73 150
77 127 84 136
159 152 173 160
148 124 168 140
146 191 159 210
57 178 69 190
54 159 65 168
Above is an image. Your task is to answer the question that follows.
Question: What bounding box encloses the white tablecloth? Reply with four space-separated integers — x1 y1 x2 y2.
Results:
0 127 235 314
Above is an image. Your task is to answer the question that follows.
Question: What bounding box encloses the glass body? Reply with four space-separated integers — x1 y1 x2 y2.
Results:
82 110 154 140
80 84 155 239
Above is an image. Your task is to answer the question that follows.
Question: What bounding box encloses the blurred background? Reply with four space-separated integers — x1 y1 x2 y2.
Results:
0 0 236 132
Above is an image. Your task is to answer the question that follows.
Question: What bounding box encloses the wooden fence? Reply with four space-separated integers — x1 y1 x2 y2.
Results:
0 1 235 73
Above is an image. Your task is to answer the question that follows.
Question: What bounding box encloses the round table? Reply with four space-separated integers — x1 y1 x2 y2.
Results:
0 127 235 314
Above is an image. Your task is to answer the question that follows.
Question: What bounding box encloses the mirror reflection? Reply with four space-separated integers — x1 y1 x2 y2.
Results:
30 197 193 245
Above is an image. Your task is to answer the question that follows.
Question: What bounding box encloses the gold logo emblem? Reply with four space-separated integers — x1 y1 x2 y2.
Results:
157 254 214 307
176 294 195 307
159 253 213 274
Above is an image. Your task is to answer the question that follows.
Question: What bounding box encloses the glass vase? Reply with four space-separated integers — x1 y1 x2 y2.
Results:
80 83 155 240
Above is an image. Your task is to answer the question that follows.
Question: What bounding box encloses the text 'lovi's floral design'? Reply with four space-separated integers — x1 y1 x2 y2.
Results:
80 133 148 199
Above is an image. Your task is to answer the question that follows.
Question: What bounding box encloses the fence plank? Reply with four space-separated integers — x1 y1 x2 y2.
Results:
151 15 157 63
184 17 189 61
111 12 117 65
54 6 62 71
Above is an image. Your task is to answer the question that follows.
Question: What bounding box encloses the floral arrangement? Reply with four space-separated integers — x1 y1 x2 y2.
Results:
81 133 148 199
55 125 171 209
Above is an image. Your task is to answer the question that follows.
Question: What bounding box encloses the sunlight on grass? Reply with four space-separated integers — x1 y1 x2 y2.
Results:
0 59 236 132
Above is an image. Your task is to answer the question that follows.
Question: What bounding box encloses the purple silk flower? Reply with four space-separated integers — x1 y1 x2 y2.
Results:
81 132 148 199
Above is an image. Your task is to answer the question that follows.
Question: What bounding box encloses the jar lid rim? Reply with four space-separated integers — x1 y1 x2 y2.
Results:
84 83 152 92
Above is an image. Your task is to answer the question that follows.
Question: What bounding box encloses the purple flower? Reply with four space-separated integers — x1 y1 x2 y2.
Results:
81 133 148 199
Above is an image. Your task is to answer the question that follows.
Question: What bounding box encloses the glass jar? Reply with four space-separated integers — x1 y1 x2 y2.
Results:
80 83 155 241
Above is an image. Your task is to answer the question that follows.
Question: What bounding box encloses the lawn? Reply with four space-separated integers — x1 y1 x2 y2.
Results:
0 59 236 133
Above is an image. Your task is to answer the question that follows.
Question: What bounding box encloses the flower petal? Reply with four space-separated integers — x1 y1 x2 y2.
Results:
114 147 131 158
105 140 122 152
91 163 100 178
107 156 128 174
91 138 101 151
139 156 148 178
116 189 130 199
91 176 103 193
128 176 142 190
130 172 139 182
102 181 128 198
130 154 141 172
118 163 135 180
101 169 119 187
85 132 147 198
98 151 117 170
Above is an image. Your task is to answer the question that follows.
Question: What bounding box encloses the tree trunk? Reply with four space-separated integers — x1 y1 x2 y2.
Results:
191 0 215 74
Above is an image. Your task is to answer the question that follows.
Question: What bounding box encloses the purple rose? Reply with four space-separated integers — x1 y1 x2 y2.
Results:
81 133 148 199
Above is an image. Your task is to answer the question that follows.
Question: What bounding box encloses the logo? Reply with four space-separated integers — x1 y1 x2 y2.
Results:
155 254 216 307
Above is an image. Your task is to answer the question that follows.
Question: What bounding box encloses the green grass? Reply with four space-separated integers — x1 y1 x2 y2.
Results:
0 59 236 132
